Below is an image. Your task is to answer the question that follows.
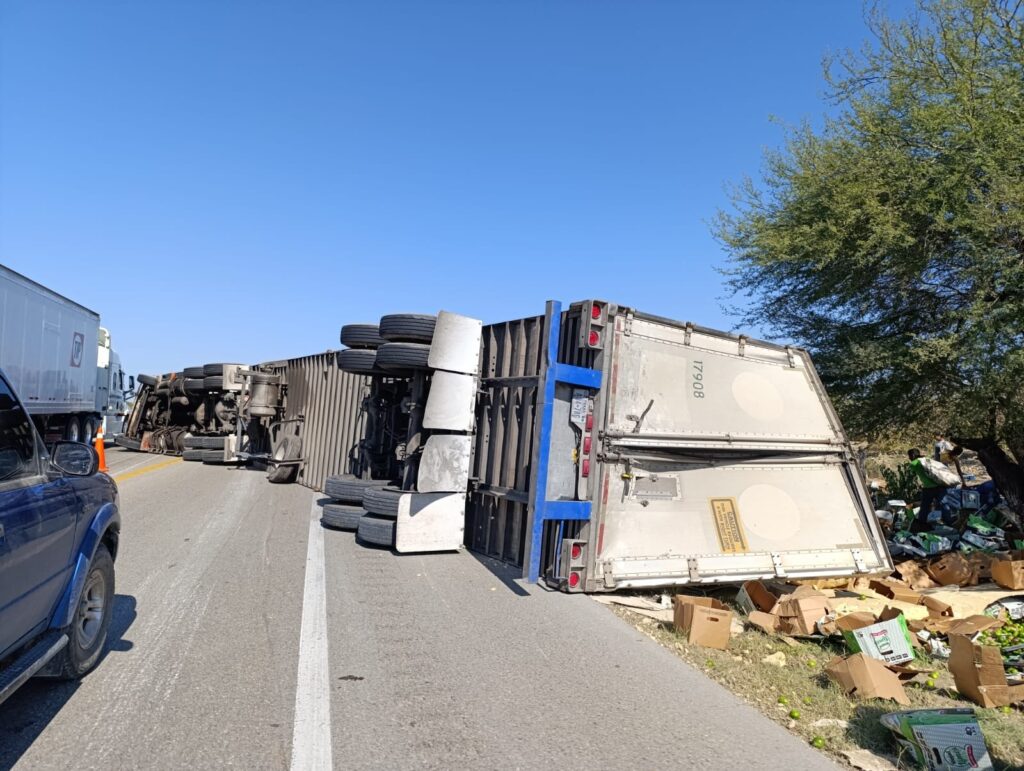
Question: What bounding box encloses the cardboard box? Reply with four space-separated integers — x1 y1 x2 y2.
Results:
774 586 833 636
949 633 1024 708
825 653 910 705
868 578 922 603
735 580 780 616
927 553 973 586
991 550 1024 590
894 560 937 590
673 596 732 650
964 551 995 581
837 607 916 665
879 709 993 771
920 595 953 619
746 610 781 635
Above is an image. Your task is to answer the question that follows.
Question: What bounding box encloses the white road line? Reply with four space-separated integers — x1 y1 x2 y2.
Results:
290 498 333 771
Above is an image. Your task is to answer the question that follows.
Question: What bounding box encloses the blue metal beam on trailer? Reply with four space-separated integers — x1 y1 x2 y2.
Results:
523 300 604 583
551 363 603 389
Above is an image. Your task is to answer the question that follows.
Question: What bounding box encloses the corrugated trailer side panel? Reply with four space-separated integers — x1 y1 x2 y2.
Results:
280 352 368 492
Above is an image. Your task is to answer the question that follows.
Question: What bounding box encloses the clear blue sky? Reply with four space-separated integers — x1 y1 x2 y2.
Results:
0 1 910 378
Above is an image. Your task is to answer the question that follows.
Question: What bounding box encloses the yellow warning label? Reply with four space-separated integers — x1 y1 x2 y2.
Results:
709 497 748 553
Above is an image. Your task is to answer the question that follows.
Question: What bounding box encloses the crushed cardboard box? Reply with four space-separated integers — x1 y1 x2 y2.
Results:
836 607 916 665
736 581 835 637
927 552 974 587
991 550 1024 590
948 633 1024 708
869 578 922 604
893 560 937 590
825 653 910 705
879 709 993 771
673 595 732 650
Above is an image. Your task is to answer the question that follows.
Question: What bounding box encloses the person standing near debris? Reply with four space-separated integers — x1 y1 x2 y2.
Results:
934 434 954 461
907 448 952 532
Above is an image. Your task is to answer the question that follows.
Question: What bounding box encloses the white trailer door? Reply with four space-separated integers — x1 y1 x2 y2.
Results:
593 312 891 589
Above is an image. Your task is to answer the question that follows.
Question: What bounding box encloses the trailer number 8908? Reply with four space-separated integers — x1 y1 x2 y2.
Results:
692 361 705 399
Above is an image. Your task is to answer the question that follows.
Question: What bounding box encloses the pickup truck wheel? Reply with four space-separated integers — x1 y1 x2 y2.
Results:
356 513 396 547
375 343 431 371
321 503 363 530
323 475 388 504
56 544 114 679
361 486 404 517
340 324 387 349
379 314 436 343
65 416 82 443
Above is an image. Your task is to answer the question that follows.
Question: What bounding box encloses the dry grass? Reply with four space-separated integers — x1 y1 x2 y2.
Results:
608 605 1024 770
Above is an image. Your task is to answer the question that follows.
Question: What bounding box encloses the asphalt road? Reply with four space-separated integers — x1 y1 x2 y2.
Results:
0 448 835 770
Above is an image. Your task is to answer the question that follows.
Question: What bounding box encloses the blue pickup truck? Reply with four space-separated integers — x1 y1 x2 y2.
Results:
0 370 120 705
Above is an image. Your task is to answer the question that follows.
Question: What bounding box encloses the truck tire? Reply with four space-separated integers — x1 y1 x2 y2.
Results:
375 342 431 371
203 376 224 389
337 349 380 375
379 313 436 343
184 435 227 450
54 544 114 679
184 366 206 378
203 363 231 376
137 374 158 387
65 416 83 443
340 324 387 349
361 486 404 517
201 449 227 463
182 449 205 461
184 378 206 391
267 436 301 484
323 475 387 504
321 503 363 530
356 514 396 547
82 416 98 444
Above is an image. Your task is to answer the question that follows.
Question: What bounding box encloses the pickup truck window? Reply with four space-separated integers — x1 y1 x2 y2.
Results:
0 378 40 483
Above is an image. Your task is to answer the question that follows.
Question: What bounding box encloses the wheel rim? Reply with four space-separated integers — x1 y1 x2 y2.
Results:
68 420 81 443
76 570 106 649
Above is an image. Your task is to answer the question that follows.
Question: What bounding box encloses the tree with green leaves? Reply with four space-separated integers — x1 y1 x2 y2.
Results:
714 0 1024 522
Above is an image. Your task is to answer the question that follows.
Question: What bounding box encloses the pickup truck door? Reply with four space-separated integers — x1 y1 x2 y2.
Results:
0 376 80 656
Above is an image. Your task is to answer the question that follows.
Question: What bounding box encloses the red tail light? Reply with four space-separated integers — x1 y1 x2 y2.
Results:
571 543 583 560
591 303 603 319
583 436 592 454
581 459 590 477
568 571 581 589
585 413 593 431
588 330 600 347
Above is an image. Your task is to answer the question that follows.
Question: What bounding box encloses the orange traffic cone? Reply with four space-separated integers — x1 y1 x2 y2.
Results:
95 424 109 473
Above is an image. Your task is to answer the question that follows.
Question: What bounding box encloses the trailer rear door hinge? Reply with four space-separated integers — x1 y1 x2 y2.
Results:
851 549 866 573
784 345 796 368
623 311 634 337
684 322 693 346
738 335 748 357
770 552 787 578
687 558 700 581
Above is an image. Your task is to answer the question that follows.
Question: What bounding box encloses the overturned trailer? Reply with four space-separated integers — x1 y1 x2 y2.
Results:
315 299 892 592
119 298 893 592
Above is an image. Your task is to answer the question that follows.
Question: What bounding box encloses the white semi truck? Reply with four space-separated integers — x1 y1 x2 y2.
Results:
0 265 130 443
